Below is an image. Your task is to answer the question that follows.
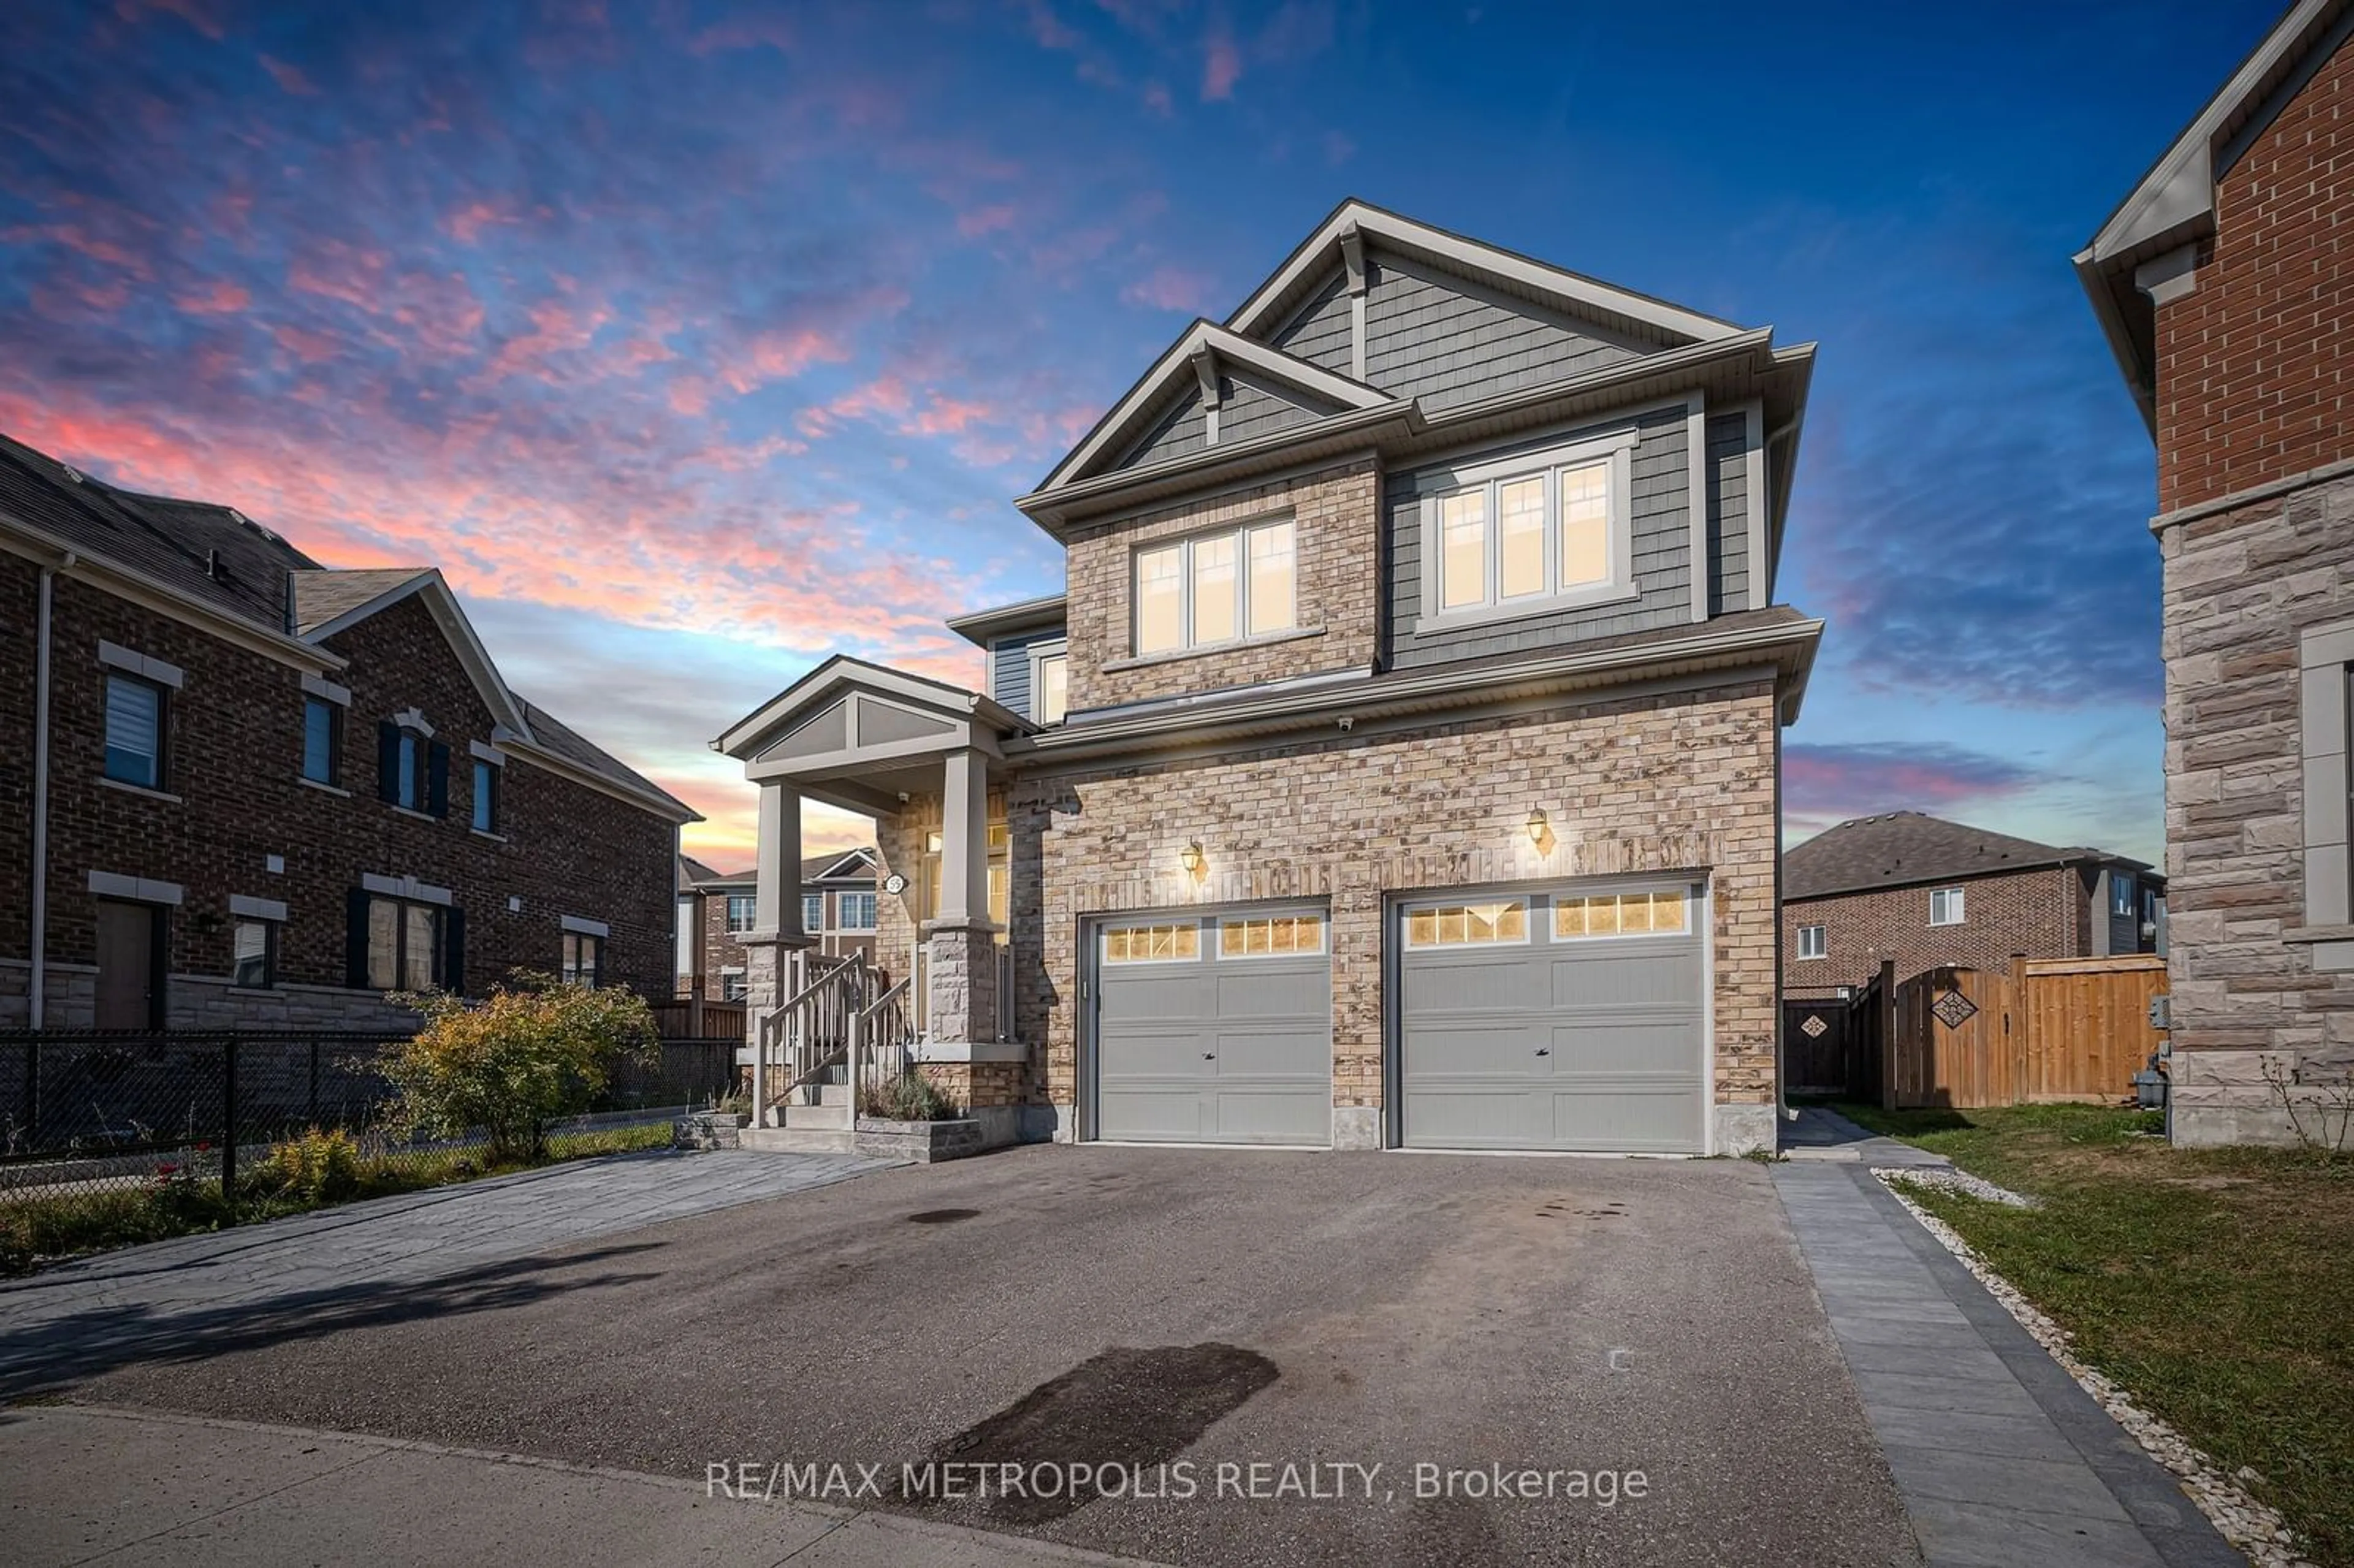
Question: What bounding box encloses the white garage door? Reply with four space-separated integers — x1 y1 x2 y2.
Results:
1398 885 1705 1154
1092 908 1331 1145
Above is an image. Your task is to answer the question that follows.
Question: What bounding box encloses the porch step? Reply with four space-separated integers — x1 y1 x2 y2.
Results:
779 1101 850 1132
740 1126 855 1155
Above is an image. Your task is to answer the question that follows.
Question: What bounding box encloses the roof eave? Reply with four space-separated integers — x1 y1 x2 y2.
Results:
945 593 1070 647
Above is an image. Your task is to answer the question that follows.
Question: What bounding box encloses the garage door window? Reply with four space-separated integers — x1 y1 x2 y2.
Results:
1405 900 1527 948
1554 889 1688 938
1219 914 1325 957
1103 923 1200 963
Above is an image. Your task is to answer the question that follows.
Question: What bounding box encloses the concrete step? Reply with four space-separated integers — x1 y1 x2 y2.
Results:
812 1082 852 1106
739 1126 854 1155
781 1102 850 1131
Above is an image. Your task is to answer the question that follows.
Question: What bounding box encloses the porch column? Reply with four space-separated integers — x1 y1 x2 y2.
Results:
925 747 997 1043
747 780 812 1121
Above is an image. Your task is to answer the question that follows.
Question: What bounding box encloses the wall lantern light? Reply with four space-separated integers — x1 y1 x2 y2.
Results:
1525 808 1550 845
1179 840 1205 875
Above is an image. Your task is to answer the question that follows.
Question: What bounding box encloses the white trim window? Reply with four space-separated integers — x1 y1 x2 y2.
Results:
802 892 825 933
1553 889 1688 939
1133 518 1295 657
1797 923 1827 961
104 672 167 789
1219 913 1325 957
1417 429 1637 629
725 894 757 933
1102 922 1200 963
1030 645 1069 725
1404 900 1528 948
1929 886 1967 927
838 891 878 931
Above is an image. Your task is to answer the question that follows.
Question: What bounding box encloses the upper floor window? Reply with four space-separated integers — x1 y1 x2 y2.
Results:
1797 924 1827 961
1929 886 1967 927
802 892 824 932
471 758 500 833
1437 457 1616 614
2109 875 2136 918
725 894 757 933
838 891 878 931
1133 518 1295 658
104 673 166 789
378 721 448 816
302 695 342 786
1034 649 1069 725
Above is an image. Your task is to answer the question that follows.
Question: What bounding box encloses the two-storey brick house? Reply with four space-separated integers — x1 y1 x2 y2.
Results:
676 848 878 1000
2076 0 2354 1143
719 202 1821 1155
1781 812 2163 1002
0 432 697 1030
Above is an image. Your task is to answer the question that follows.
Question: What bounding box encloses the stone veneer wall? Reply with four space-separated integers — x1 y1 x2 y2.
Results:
1061 458 1382 714
1003 677 1783 1151
2162 468 2354 1144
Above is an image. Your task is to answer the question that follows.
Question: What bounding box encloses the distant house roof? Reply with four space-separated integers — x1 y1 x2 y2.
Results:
1784 812 2155 902
678 849 875 892
678 853 725 889
0 428 695 824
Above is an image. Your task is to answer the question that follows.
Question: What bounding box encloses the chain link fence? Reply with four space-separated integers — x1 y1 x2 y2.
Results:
0 1031 742 1271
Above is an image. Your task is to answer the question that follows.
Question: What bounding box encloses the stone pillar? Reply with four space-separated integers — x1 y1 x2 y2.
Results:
925 748 998 1043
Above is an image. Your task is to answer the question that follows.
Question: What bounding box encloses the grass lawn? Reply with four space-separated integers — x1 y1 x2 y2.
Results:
1835 1101 2354 1567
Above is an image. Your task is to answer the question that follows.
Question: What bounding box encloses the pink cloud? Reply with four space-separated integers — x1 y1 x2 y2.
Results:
718 325 855 395
473 299 614 386
1121 264 1214 313
259 55 318 95
687 14 795 55
444 200 519 243
114 0 223 39
957 203 1019 238
1202 21 1242 99
270 324 341 363
175 278 251 314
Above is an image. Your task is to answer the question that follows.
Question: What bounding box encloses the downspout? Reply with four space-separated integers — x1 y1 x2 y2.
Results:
29 555 67 1028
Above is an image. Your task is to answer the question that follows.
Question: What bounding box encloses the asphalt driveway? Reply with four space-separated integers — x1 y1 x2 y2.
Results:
21 1145 1918 1567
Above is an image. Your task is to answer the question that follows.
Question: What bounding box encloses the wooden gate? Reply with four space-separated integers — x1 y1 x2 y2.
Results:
1882 956 2165 1109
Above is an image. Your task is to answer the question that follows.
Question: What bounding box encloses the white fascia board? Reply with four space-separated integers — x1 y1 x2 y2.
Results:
1037 321 1390 494
1226 200 1746 349
714 655 1019 760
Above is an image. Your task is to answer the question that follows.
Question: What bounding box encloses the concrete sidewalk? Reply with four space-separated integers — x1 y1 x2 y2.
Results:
0 1149 889 1398
1774 1163 2241 1568
1780 1105 1952 1167
0 1403 1155 1568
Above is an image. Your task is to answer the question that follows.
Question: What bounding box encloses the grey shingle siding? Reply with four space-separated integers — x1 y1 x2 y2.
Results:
1119 387 1208 470
1360 248 1640 411
988 628 1065 721
1218 372 1335 446
1270 269 1354 376
1706 411 1751 614
1387 403 1693 670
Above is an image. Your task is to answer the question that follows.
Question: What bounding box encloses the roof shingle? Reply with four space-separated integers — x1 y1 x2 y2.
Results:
1784 811 2153 902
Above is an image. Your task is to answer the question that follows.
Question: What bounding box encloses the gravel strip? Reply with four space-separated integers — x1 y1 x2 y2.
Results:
1876 1165 2039 1208
1873 1171 2312 1568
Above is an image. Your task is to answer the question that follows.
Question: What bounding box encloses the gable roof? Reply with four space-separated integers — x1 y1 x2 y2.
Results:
804 847 878 881
714 653 1027 760
2074 0 2353 432
1035 320 1395 494
1784 812 2153 902
0 428 695 825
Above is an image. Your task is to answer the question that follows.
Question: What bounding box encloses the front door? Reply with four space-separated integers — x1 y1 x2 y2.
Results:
94 898 161 1030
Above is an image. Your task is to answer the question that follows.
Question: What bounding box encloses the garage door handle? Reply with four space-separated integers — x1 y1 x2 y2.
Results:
1534 1048 1550 1056
1203 1052 1217 1060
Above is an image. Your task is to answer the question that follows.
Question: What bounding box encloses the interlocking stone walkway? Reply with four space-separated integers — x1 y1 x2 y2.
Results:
1775 1163 2242 1568
0 1149 889 1396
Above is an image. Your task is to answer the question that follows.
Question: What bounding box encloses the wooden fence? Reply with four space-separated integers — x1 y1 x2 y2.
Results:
649 995 746 1043
1788 954 2165 1109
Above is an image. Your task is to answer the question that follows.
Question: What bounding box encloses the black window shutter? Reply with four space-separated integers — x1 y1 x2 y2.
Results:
427 742 450 817
345 888 372 989
376 721 400 803
441 905 466 995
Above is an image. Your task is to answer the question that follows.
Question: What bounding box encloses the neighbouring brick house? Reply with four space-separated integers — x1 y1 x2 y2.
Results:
1781 812 2163 1002
675 848 878 1000
0 432 696 1030
2076 0 2354 1143
715 201 1821 1156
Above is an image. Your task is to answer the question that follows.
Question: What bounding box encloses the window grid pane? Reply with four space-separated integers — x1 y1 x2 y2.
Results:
1406 902 1527 947
1552 891 1688 940
1103 923 1199 962
403 904 438 991
1190 535 1238 645
367 899 399 989
1559 462 1610 587
1219 915 1324 957
1246 522 1296 636
1439 491 1487 610
1498 477 1547 599
1036 654 1068 724
1136 546 1183 655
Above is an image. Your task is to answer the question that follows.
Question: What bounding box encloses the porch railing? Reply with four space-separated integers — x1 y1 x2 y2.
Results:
750 951 874 1121
848 978 917 1114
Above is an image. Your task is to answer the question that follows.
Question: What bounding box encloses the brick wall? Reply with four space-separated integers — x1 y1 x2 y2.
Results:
2152 33 2354 514
1062 458 1381 714
0 562 676 1026
860 680 1784 1147
1781 866 2090 997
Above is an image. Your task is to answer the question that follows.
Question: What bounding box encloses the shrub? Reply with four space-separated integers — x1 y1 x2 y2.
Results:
252 1126 361 1203
380 973 660 1163
859 1070 962 1122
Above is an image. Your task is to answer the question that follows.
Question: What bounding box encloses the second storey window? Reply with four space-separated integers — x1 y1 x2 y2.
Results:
1133 518 1296 657
838 891 877 931
1436 457 1617 614
104 673 165 789
471 758 500 832
302 695 341 786
1929 886 1967 927
378 723 449 816
2110 875 2136 918
725 894 756 932
802 892 824 932
1797 924 1827 961
1034 650 1069 725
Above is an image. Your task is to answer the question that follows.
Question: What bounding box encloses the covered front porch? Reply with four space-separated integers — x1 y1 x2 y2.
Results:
714 658 1034 1140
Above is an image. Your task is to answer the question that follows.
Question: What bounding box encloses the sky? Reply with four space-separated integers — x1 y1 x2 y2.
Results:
1 0 2280 870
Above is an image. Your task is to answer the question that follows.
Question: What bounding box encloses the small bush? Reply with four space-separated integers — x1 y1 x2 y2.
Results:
251 1126 361 1203
381 973 660 1163
859 1070 963 1122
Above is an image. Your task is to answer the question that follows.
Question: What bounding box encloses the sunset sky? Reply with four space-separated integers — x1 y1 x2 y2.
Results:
3 1 2275 869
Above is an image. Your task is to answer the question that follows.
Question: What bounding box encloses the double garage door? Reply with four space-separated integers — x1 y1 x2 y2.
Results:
1091 885 1705 1154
